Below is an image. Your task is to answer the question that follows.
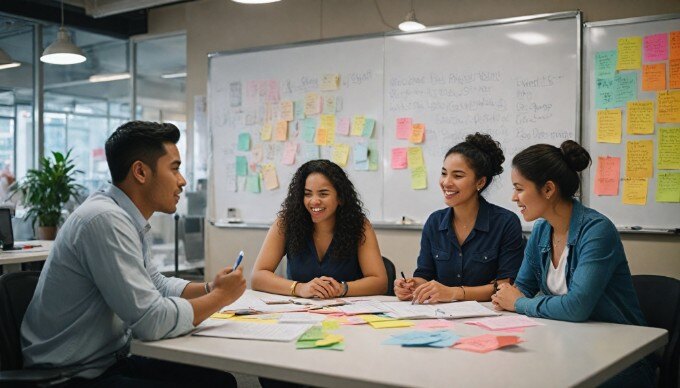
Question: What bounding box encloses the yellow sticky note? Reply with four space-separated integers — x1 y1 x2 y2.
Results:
315 334 343 347
304 92 321 116
327 128 336 146
261 122 273 141
411 166 427 190
617 36 642 71
320 73 340 91
231 316 278 324
358 314 394 323
626 140 654 178
622 178 648 205
597 109 622 143
262 163 279 191
369 320 415 329
658 127 680 170
657 90 680 123
315 127 328 146
407 147 424 169
275 120 288 141
351 116 365 137
210 312 235 319
409 123 425 143
626 101 654 135
320 114 336 132
656 173 680 203
642 63 666 91
322 320 340 330
280 100 294 121
331 143 350 167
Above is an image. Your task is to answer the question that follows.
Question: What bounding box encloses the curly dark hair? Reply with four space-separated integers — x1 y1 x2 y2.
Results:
278 159 366 260
445 132 505 194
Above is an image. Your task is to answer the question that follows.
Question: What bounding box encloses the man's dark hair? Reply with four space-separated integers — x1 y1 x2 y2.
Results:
105 121 180 184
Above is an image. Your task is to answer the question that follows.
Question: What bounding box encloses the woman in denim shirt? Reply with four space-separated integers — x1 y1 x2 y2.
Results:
493 141 654 387
395 133 524 303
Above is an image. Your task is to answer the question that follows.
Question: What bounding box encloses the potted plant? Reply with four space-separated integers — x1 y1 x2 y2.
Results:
13 150 84 240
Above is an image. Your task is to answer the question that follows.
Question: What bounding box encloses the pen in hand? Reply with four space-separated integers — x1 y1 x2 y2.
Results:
401 271 418 305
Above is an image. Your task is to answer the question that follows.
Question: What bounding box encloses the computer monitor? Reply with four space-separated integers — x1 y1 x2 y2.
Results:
0 207 15 249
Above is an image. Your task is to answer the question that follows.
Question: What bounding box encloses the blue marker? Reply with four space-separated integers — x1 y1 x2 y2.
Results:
233 250 244 270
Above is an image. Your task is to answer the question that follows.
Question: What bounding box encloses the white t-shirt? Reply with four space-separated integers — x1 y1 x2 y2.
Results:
547 246 569 295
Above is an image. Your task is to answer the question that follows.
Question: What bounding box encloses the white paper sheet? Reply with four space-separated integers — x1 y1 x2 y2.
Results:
383 301 500 319
193 321 312 342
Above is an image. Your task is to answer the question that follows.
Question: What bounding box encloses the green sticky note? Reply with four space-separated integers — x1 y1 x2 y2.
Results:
595 50 617 79
362 118 375 138
613 72 637 107
368 141 379 171
246 174 260 193
238 133 251 151
595 78 615 109
296 340 319 349
301 118 317 143
299 326 325 341
236 156 248 177
656 173 680 203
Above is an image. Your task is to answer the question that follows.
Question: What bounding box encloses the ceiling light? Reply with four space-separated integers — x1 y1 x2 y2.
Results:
399 1 426 32
161 72 187 79
0 48 21 70
89 72 131 83
41 1 86 65
232 0 281 4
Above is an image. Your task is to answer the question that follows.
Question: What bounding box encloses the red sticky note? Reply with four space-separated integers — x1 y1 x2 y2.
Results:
594 156 621 196
391 148 408 169
396 118 412 139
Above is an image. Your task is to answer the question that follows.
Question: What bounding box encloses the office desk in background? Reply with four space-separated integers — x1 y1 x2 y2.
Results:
131 290 667 388
0 240 52 273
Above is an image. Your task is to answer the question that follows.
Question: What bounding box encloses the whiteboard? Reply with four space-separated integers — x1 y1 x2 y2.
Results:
583 14 680 230
208 12 581 226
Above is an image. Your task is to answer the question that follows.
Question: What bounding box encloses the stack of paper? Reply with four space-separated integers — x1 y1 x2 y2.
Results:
452 334 523 353
383 301 500 320
193 321 311 342
296 326 345 351
383 330 459 348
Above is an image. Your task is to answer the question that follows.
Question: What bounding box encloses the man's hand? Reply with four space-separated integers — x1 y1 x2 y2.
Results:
212 266 246 306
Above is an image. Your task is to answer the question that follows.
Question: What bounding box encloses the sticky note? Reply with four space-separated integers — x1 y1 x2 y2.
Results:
322 320 340 330
275 120 288 141
594 156 621 196
246 174 261 193
595 78 615 109
331 143 350 167
613 72 638 107
407 147 424 169
626 140 654 178
657 91 680 123
368 141 379 171
410 123 425 143
671 31 680 60
295 100 305 119
304 92 321 116
617 36 642 71
362 118 375 138
369 320 415 329
261 123 272 141
236 156 248 177
301 144 319 162
336 117 350 136
658 127 680 170
315 334 343 347
644 33 668 62
670 59 680 89
252 143 263 163
280 100 294 121
642 63 666 91
210 312 235 319
320 73 340 91
626 101 654 135
596 109 622 143
622 178 648 205
453 334 523 353
281 142 297 165
299 326 325 341
237 133 251 151
351 116 365 136
414 320 455 329
320 114 336 132
656 173 680 203
301 118 317 143
391 148 407 169
354 143 368 162
262 164 279 190
323 96 336 114
358 314 394 323
595 50 617 79
267 80 280 103
315 127 328 146
396 117 412 139
411 166 427 190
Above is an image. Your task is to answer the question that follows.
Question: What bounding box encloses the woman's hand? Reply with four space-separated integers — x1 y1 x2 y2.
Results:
491 283 523 311
394 278 416 301
412 280 455 304
296 277 341 299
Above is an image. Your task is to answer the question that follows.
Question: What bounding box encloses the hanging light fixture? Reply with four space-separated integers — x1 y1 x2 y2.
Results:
0 48 21 70
40 0 86 65
398 0 426 32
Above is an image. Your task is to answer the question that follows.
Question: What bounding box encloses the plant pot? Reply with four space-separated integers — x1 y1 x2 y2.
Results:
37 226 57 240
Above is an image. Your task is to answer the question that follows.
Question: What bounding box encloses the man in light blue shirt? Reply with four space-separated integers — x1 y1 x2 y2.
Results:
21 121 245 386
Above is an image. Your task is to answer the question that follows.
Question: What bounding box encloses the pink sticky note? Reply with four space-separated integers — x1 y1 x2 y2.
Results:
396 118 412 139
391 148 408 169
644 33 669 62
336 117 350 136
465 315 541 330
452 334 522 353
281 142 297 165
414 320 455 329
594 156 621 196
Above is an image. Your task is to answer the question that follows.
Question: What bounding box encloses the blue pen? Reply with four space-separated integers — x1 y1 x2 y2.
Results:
233 250 244 270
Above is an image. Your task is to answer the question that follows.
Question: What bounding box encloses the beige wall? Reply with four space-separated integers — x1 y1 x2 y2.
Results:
147 0 680 282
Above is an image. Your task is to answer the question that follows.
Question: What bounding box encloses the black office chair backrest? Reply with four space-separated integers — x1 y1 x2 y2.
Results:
0 271 40 371
632 275 680 388
382 257 396 296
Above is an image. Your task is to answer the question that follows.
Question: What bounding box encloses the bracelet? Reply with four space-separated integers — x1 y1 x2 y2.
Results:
290 281 299 296
459 286 466 300
340 281 349 297
204 282 211 295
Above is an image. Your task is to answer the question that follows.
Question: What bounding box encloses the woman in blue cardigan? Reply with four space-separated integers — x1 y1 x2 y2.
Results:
493 140 654 387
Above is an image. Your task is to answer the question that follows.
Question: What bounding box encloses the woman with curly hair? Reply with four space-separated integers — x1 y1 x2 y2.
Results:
251 159 387 298
395 133 524 303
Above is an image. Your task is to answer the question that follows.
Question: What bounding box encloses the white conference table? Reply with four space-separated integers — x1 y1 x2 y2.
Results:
0 240 52 273
131 290 667 388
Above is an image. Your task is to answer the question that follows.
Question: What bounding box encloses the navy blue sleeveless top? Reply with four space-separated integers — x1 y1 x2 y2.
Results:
286 238 364 282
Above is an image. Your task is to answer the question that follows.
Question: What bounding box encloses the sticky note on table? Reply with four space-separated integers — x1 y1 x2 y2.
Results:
594 156 621 196
236 156 248 177
210 312 235 319
453 334 523 353
626 101 654 135
642 63 666 91
644 33 668 62
657 91 680 123
237 133 251 151
320 73 340 91
410 123 425 143
407 147 424 169
658 127 680 170
281 142 297 165
596 109 621 143
391 148 407 169
396 117 412 139
262 164 279 190
595 50 617 79
261 122 273 141
351 116 365 136
275 120 288 141
280 100 294 121
411 166 427 190
331 143 350 167
656 173 680 203
414 320 455 329
626 140 653 178
369 320 414 329
246 174 261 193
336 117 350 136
299 326 325 341
617 36 642 71
622 178 648 205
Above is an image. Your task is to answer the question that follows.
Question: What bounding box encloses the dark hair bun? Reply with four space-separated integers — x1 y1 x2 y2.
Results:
560 140 591 172
465 132 505 176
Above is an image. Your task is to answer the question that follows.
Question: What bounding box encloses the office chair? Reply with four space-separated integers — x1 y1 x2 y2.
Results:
382 256 396 296
0 271 67 385
632 275 680 388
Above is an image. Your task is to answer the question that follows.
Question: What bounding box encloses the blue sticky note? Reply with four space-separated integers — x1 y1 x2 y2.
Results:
238 133 251 151
354 143 368 162
301 118 317 143
613 72 637 107
302 144 320 161
362 118 375 138
594 50 617 79
236 156 248 177
595 78 615 109
246 174 260 193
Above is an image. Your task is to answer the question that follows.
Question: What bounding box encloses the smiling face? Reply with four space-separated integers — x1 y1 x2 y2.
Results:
304 172 340 225
511 167 550 222
146 142 186 214
440 153 485 208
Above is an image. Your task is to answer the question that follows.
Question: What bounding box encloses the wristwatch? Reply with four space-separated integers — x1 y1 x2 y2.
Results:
340 281 349 297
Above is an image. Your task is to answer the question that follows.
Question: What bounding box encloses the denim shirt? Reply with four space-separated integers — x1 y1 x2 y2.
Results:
514 199 646 325
413 197 524 286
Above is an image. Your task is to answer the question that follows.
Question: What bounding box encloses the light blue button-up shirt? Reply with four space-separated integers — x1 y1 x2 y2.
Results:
21 185 194 378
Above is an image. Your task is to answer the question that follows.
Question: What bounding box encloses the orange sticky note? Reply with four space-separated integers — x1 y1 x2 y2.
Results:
594 156 621 196
452 334 522 353
315 127 328 146
409 123 425 143
670 59 680 89
670 31 680 60
275 120 288 141
642 63 666 91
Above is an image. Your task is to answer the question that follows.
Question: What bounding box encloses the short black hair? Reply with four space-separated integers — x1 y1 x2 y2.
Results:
445 132 505 194
105 121 180 184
